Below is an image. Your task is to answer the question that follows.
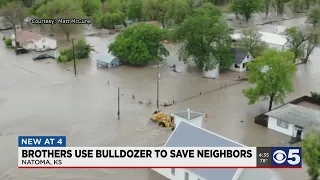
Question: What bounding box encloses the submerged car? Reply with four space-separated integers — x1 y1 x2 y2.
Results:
16 48 29 55
32 54 55 60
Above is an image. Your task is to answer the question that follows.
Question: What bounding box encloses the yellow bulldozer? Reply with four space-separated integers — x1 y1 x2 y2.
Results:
150 111 175 130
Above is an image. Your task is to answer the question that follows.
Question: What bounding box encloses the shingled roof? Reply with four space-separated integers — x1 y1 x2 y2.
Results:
164 121 282 180
14 30 44 43
231 48 249 64
265 104 320 128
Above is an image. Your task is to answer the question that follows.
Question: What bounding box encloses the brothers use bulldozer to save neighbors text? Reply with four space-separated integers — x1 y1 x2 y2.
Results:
150 111 175 130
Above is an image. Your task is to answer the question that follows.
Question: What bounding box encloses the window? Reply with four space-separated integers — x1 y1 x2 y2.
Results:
171 168 175 175
185 172 189 180
277 119 289 129
234 64 240 68
247 54 249 58
242 63 246 68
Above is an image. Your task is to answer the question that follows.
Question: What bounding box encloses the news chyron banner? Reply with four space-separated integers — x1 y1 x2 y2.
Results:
18 136 302 168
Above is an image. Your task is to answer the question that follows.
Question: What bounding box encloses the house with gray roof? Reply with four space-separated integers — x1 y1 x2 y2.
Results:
265 104 320 141
152 109 282 180
96 53 121 69
229 48 253 72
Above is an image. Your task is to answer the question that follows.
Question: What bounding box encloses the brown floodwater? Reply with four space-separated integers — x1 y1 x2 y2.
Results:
0 17 317 180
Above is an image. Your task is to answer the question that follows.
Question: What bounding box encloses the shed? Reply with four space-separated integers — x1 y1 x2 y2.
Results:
152 120 283 180
171 108 204 128
96 54 120 68
265 104 320 140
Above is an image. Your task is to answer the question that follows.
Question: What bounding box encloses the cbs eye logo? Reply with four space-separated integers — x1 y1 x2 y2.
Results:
272 149 301 165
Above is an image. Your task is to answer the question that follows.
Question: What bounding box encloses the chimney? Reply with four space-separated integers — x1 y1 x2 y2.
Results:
187 108 190 120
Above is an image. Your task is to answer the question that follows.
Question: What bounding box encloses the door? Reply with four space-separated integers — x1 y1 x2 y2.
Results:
296 129 302 140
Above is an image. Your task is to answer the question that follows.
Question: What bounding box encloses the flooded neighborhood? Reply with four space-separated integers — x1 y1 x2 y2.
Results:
0 0 320 179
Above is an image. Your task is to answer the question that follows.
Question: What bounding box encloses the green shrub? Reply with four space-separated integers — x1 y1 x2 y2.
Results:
4 38 12 47
311 92 320 100
57 38 92 62
2 36 5 41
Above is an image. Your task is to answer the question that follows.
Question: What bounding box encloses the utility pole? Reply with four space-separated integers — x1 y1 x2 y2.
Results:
117 87 120 120
157 64 160 109
72 39 77 76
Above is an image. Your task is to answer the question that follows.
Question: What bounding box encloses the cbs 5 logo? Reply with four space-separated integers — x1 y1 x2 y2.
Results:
273 149 301 165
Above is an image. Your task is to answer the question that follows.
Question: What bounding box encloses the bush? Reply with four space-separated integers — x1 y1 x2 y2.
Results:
4 38 12 47
311 92 320 100
57 48 73 62
57 38 92 62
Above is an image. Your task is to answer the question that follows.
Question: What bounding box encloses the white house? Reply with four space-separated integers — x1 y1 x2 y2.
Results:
11 30 57 51
153 109 283 180
230 48 253 72
231 31 290 51
265 104 320 141
258 31 290 51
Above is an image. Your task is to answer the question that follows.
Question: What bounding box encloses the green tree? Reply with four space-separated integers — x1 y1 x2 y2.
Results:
36 0 86 41
303 30 319 63
81 0 101 17
193 2 222 17
285 27 309 60
143 0 167 27
100 12 125 29
239 29 268 57
243 50 296 111
264 0 271 18
126 0 143 21
230 0 263 22
272 0 285 15
172 5 233 71
29 0 47 15
288 0 304 14
109 23 169 66
0 2 25 46
171 0 191 24
302 131 320 180
106 0 127 26
308 7 320 27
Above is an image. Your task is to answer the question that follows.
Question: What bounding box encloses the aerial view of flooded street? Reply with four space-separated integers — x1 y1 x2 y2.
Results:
0 0 319 179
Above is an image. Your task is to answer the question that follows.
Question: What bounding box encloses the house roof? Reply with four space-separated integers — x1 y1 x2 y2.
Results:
231 32 287 46
172 109 203 120
258 31 287 46
14 30 45 43
165 120 282 180
238 169 283 180
97 54 117 63
265 104 320 128
231 48 248 64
